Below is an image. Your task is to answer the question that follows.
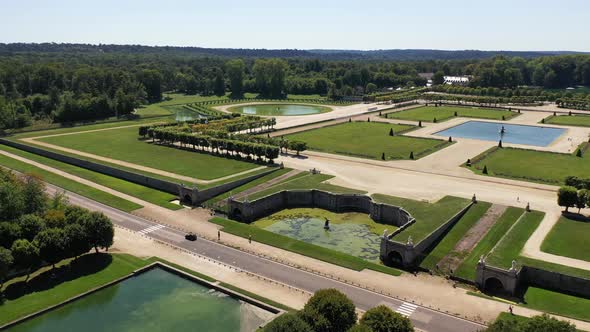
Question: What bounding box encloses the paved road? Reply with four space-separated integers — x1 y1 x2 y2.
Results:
50 185 485 332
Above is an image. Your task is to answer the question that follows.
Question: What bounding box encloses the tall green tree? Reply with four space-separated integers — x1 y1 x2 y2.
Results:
302 288 357 332
226 59 245 98
0 246 13 290
10 239 39 281
557 186 578 212
34 228 67 269
214 68 225 97
84 212 114 253
432 71 445 85
263 313 313 332
359 305 413 332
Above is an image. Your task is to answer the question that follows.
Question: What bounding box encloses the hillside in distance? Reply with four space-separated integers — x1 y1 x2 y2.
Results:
0 43 585 60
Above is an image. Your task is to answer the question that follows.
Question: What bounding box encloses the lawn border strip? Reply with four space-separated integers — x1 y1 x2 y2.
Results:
485 210 527 265
384 104 521 123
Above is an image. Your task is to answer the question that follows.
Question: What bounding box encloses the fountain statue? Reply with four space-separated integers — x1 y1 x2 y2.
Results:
500 125 506 135
407 236 414 246
382 229 388 238
479 255 486 265
324 217 330 230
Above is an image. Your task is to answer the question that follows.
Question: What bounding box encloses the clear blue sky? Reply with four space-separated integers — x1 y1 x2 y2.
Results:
2 0 589 51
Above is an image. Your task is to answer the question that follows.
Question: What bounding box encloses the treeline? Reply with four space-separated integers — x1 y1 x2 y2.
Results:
1 46 590 129
0 170 115 287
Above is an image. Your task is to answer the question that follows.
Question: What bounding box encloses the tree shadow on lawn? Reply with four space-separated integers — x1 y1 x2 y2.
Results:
280 152 308 160
1 253 113 302
561 211 590 223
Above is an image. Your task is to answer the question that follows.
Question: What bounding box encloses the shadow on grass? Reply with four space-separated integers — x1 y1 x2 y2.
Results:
1 253 113 302
561 211 590 223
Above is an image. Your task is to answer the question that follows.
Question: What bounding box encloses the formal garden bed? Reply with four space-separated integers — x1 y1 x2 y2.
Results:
383 105 519 123
543 113 590 127
285 121 452 160
467 144 590 185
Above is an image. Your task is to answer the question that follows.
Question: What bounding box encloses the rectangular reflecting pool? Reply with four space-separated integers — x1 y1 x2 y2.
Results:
7 267 275 332
434 121 566 147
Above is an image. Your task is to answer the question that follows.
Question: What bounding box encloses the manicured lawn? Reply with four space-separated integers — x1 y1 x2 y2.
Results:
419 202 492 271
469 146 590 184
246 173 365 201
286 121 451 160
37 126 258 180
544 114 590 127
541 215 590 262
0 253 148 326
0 145 180 210
384 106 518 122
523 287 590 322
455 207 525 280
210 217 402 276
372 195 471 243
0 149 142 212
486 211 545 269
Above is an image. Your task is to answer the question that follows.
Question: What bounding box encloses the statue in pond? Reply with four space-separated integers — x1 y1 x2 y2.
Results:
500 125 506 135
324 217 330 230
382 229 388 238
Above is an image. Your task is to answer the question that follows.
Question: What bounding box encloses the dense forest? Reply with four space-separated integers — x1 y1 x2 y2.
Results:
0 43 589 129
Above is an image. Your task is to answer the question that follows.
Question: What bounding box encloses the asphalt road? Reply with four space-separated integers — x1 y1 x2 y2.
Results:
50 185 486 332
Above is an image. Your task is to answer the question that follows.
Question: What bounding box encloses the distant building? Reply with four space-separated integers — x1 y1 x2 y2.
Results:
444 76 470 85
419 72 434 87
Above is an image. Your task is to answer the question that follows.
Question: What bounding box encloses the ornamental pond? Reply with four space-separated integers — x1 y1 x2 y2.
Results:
435 121 566 147
7 267 276 332
254 208 396 262
229 104 331 116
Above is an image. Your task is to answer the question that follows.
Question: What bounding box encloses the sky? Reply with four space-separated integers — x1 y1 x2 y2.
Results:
1 0 589 51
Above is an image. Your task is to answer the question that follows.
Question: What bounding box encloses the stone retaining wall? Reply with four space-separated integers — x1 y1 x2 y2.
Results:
227 190 413 227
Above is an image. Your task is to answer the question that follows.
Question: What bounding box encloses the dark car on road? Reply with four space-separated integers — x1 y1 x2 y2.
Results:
185 232 197 241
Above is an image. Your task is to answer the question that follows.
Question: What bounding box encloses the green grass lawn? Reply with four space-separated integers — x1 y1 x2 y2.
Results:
544 114 590 127
37 126 258 180
246 173 365 201
486 211 545 269
455 207 525 280
0 253 148 326
372 195 471 244
469 146 590 185
0 145 181 210
0 149 142 212
523 287 590 322
210 217 401 276
419 202 492 271
286 121 451 160
541 215 590 262
384 106 518 123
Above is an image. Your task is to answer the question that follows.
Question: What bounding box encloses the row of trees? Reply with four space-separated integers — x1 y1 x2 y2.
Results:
0 170 115 288
557 186 590 213
263 288 413 332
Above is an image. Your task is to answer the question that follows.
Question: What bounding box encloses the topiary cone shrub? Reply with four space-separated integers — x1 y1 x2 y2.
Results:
448 136 452 142
381 152 385 160
466 158 471 167
349 118 352 122
418 120 422 127
409 151 414 159
502 115 505 120
482 165 488 174
454 111 458 116
389 128 394 136
368 117 371 122
541 118 545 123
433 117 437 123
576 149 583 157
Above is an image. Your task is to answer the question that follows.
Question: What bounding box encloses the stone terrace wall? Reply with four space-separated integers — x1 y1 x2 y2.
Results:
520 266 590 299
227 190 413 227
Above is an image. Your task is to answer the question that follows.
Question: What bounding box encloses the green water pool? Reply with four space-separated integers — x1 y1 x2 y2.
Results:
7 267 275 332
229 104 331 116
260 214 384 262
